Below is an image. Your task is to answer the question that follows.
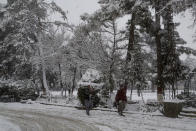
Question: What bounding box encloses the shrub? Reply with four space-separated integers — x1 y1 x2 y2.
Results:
0 81 38 102
18 87 38 101
77 86 100 108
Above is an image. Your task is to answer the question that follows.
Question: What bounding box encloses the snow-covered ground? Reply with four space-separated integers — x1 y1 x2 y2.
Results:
47 90 190 112
0 90 196 131
0 116 21 131
50 90 186 103
0 102 196 131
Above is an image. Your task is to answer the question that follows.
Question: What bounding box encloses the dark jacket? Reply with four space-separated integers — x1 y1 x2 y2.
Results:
115 87 127 102
84 88 91 100
84 87 98 100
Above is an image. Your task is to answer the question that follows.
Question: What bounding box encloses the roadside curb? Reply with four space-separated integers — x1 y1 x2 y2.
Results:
37 101 163 117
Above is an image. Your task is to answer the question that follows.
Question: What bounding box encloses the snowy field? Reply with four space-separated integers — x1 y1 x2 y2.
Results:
0 102 196 131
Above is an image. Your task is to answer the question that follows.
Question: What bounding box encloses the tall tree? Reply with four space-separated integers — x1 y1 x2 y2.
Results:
154 0 164 101
0 0 68 96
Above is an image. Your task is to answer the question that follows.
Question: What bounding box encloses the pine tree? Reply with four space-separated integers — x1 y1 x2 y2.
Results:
81 7 126 94
98 0 152 87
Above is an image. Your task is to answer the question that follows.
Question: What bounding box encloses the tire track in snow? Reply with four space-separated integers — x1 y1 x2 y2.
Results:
0 108 102 131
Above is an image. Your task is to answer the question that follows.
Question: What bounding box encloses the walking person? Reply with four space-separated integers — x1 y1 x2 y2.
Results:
136 82 141 97
84 85 93 115
115 83 127 116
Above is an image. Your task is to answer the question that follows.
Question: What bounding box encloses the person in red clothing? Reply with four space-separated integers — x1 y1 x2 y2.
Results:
115 83 127 116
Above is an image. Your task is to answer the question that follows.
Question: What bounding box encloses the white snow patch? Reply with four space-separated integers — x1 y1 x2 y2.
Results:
164 99 185 103
80 68 101 82
77 68 104 89
95 125 113 131
183 107 196 112
77 81 104 88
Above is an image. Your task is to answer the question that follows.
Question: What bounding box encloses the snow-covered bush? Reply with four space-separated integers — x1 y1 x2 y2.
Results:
77 86 100 108
77 68 104 107
177 92 196 107
0 80 38 102
80 69 103 83
18 87 38 101
138 101 159 112
0 85 20 102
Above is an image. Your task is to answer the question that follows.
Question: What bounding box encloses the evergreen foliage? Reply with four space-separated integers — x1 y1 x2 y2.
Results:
0 82 38 102
77 86 100 107
1 0 196 101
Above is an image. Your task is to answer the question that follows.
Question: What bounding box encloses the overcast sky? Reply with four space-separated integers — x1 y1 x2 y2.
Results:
52 0 100 24
53 0 196 60
53 0 196 49
1 0 196 57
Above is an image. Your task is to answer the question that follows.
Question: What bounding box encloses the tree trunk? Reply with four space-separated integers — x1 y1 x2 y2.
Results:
155 0 164 102
40 80 46 94
61 88 64 97
172 82 176 99
64 88 67 98
165 0 176 99
124 12 136 88
39 43 50 96
169 3 176 99
109 20 117 94
176 81 179 96
58 63 64 97
37 16 50 97
109 67 115 94
151 80 155 92
71 67 77 95
130 82 134 100
169 85 171 99
140 89 145 104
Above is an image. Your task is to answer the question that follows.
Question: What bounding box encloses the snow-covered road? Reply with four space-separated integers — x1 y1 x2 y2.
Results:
0 115 21 131
0 108 102 131
0 102 196 131
0 104 108 131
